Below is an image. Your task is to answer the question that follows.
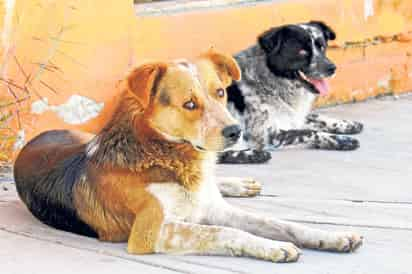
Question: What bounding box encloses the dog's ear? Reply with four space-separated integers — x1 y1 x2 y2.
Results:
127 63 168 109
203 48 241 86
258 27 283 54
308 21 336 41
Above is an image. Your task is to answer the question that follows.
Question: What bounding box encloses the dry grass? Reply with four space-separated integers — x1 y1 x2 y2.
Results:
0 97 17 163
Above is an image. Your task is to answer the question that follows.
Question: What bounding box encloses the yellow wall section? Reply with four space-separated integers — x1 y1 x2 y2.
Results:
1 0 412 159
134 0 412 60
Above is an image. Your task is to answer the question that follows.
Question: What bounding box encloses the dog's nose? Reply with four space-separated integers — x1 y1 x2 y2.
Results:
222 125 242 141
326 63 336 75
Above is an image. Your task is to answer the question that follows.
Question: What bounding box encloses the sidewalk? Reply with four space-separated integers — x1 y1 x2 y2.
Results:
1 94 411 274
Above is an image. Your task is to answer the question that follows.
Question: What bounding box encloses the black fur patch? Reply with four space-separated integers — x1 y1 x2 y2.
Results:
308 21 336 40
227 83 246 113
258 25 313 79
14 153 98 237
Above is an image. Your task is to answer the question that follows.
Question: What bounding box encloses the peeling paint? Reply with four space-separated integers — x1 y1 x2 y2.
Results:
31 97 49 114
13 129 25 150
377 76 390 89
31 95 104 125
364 0 374 20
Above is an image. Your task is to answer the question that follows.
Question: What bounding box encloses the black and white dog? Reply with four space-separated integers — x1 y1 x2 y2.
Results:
219 21 364 164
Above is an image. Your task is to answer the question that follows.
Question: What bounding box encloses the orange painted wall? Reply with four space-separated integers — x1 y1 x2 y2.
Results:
0 0 137 159
1 0 412 160
135 0 408 59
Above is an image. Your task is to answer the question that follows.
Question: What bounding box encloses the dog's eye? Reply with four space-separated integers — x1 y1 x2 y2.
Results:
216 88 225 98
183 100 197 110
299 49 308 56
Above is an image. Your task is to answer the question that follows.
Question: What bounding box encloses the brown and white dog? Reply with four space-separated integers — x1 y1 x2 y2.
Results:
14 50 362 262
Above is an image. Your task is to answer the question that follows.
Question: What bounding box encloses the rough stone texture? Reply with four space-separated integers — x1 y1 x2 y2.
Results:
1 94 411 274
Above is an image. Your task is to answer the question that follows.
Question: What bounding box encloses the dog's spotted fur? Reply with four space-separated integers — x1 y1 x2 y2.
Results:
220 21 363 164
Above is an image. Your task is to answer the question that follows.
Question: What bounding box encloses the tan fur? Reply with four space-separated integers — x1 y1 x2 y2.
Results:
201 48 241 86
70 51 240 252
127 62 168 110
127 195 164 253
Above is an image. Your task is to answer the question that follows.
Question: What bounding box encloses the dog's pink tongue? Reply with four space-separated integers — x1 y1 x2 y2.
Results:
309 78 329 96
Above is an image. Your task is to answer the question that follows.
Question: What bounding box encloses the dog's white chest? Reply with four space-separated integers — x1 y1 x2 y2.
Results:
146 160 224 223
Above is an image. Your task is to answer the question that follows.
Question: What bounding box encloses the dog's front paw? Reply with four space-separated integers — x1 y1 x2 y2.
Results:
236 178 262 197
328 232 363 253
248 150 272 163
331 120 364 135
350 121 363 134
218 177 262 197
332 135 360 150
342 121 364 135
266 242 301 263
311 135 360 151
312 134 360 151
218 150 272 164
